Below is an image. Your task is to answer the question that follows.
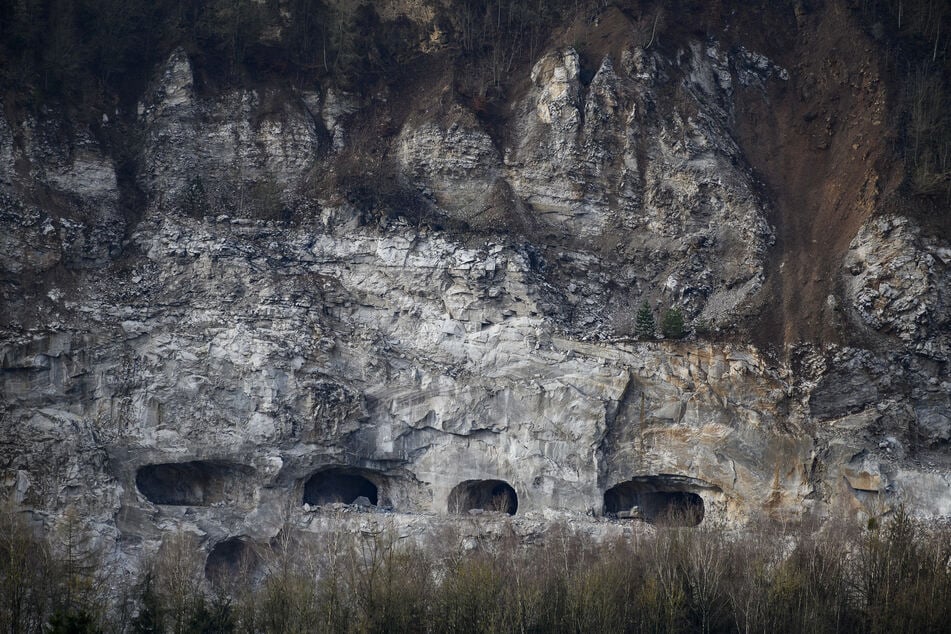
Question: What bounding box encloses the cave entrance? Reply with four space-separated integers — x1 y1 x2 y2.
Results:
603 475 713 527
205 537 260 586
302 468 379 506
135 461 255 506
448 479 518 515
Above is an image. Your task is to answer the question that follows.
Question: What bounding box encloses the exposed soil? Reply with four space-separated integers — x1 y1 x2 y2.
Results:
733 1 903 353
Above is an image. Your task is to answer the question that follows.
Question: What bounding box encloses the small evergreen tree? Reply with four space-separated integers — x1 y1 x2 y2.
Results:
662 307 685 339
635 301 655 340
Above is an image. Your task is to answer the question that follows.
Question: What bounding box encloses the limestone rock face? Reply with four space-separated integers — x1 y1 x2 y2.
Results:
528 41 772 327
319 87 360 151
2 213 787 535
0 31 949 579
0 112 13 189
509 48 586 228
844 215 950 360
397 104 505 224
3 207 948 567
0 109 122 274
138 49 323 218
401 41 776 328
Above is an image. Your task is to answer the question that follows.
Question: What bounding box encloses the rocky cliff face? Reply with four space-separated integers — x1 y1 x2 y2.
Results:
400 39 776 330
1 0 948 582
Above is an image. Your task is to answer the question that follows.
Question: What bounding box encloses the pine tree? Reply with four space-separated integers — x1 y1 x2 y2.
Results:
635 301 655 340
662 307 685 339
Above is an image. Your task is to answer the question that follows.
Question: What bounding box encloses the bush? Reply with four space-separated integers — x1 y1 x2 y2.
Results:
662 306 686 339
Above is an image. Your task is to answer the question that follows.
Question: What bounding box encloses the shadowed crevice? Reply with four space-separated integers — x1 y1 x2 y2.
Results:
205 536 261 586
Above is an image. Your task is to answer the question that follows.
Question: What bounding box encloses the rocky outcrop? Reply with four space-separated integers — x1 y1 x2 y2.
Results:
844 215 950 360
2 205 948 570
397 104 506 225
399 40 777 329
0 109 122 274
138 49 323 218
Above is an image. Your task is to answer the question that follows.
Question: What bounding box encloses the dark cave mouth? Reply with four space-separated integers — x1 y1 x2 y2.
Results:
135 461 256 506
205 537 260 585
448 479 518 515
603 475 716 526
302 468 380 506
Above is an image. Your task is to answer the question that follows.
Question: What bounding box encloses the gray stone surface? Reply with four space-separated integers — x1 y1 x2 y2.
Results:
138 49 323 218
844 214 950 360
0 37 948 582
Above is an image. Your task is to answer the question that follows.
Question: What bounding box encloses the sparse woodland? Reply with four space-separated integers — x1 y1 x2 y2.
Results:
2 501 950 633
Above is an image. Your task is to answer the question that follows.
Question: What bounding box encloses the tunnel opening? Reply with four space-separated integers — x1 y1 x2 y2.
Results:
302 468 379 506
205 537 260 586
135 461 256 506
603 475 713 527
448 479 518 515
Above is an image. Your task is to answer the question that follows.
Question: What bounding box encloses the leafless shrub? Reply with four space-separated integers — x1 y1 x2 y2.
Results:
6 502 951 633
150 530 205 634
0 499 52 633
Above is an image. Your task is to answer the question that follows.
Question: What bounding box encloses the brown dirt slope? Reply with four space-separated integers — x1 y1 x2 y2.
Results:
734 1 903 352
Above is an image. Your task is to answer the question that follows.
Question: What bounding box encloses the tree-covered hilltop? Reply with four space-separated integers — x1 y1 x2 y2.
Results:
0 1 577 107
0 0 947 206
